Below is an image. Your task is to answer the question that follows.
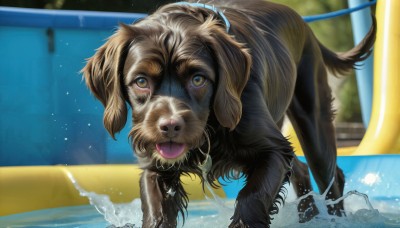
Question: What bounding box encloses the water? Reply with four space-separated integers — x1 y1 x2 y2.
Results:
1 173 399 228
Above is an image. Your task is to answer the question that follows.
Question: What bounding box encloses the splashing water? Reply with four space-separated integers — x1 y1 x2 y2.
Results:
66 172 142 227
66 172 398 227
272 189 385 227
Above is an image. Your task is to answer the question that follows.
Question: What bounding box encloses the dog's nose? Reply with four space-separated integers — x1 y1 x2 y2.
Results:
158 117 184 138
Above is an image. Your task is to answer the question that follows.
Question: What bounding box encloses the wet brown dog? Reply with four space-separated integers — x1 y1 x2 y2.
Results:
82 1 375 227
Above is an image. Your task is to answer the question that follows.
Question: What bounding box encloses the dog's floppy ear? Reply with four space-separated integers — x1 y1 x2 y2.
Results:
201 20 251 131
82 24 135 139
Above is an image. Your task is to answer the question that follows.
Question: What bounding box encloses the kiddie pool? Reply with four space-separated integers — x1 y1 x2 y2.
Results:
1 1 400 227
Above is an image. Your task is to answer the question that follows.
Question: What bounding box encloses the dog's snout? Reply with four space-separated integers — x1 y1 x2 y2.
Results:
158 117 184 138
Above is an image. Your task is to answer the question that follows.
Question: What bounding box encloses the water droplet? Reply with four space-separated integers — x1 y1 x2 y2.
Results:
59 65 63 68
88 123 91 127
77 109 81 112
66 91 70 95
64 138 68 141
88 145 92 149
361 173 381 186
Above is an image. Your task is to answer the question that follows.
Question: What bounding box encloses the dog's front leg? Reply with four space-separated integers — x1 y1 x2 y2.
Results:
140 169 183 228
230 146 293 227
230 153 292 227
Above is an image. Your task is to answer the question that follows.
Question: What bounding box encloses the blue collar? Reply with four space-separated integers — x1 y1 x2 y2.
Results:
175 2 231 32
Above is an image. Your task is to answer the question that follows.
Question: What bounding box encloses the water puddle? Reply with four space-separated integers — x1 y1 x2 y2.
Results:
1 172 398 227
65 172 399 228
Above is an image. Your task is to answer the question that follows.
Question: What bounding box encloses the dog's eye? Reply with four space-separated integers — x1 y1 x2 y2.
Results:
191 75 206 87
135 77 149 88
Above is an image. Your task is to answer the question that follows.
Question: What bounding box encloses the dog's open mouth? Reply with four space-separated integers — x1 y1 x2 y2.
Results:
156 142 186 159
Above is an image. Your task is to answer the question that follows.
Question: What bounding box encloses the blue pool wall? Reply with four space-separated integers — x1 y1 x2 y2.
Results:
0 7 146 166
221 155 400 200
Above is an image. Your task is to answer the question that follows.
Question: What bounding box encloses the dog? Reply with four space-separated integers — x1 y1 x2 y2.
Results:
82 1 376 227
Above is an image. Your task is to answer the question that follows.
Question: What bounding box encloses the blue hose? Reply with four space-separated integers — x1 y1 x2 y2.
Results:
303 0 376 23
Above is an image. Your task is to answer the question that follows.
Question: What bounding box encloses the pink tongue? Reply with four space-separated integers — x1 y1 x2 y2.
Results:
156 142 186 159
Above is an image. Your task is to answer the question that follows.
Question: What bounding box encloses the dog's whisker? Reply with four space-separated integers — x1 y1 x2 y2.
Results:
205 124 216 134
197 129 211 158
155 160 165 170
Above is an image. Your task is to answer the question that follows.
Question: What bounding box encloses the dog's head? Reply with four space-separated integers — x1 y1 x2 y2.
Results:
82 4 251 165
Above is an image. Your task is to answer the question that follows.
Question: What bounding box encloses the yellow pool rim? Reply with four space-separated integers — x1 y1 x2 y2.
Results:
0 165 225 216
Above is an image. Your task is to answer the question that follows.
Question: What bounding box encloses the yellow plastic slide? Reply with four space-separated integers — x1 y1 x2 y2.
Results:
286 0 400 156
353 0 400 155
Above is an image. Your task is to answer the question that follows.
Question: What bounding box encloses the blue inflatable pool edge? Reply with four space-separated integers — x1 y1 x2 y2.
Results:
0 6 146 30
220 155 400 200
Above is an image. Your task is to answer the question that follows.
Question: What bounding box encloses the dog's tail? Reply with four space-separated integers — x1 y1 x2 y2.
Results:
320 15 377 76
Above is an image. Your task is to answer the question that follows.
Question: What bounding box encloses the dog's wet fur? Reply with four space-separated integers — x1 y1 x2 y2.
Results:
82 1 376 227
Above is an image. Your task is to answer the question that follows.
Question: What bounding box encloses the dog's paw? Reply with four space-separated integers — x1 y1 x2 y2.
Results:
297 195 319 223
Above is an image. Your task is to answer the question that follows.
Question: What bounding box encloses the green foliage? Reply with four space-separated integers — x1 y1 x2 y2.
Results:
271 0 353 51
